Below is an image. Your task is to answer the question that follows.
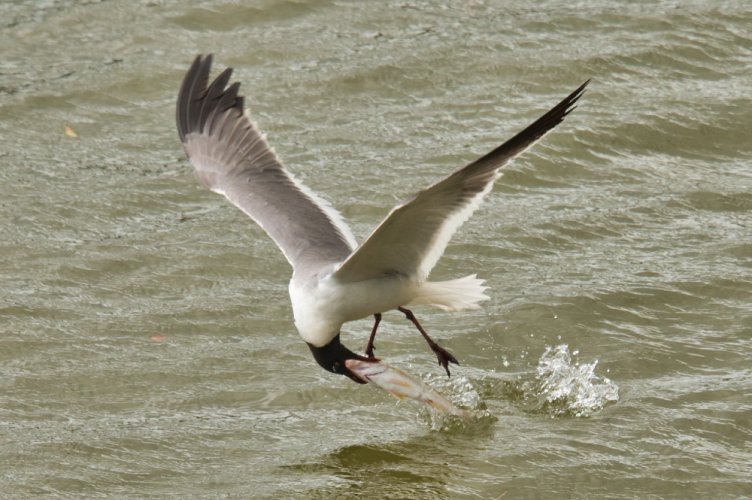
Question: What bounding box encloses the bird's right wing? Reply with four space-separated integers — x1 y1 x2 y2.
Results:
177 55 357 275
332 81 589 283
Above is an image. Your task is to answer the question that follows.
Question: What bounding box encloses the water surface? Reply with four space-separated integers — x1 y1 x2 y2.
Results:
1 1 750 497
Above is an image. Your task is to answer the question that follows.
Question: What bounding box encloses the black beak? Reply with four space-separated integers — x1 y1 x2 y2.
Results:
307 334 372 384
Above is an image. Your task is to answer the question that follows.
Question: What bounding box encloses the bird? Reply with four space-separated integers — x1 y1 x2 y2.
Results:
176 54 587 385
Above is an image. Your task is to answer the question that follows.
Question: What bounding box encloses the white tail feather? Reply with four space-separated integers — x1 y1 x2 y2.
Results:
408 274 489 312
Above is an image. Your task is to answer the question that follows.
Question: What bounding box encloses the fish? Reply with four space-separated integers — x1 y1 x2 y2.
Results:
345 358 472 418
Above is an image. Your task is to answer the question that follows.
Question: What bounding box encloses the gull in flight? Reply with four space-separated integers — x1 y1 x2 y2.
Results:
177 54 587 384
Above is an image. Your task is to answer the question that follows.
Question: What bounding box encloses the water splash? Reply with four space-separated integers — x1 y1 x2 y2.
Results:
406 344 617 429
416 373 496 431
520 344 619 417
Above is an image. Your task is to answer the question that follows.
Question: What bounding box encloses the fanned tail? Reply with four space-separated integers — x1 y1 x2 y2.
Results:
408 274 489 312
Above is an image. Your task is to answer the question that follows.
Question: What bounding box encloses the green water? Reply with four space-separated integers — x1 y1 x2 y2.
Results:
1 1 750 498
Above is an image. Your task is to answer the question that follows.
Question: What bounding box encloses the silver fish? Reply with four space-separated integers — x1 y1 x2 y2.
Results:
345 359 472 418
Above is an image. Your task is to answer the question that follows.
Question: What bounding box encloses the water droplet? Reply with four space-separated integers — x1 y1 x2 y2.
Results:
519 344 619 417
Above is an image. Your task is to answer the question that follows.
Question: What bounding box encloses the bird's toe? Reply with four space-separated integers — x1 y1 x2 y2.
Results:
433 346 459 377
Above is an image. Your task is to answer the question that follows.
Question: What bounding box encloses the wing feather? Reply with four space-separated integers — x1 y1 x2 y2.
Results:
176 55 357 276
333 81 589 283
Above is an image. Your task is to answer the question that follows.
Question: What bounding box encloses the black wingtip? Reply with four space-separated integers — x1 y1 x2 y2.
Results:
464 79 590 173
557 79 590 116
507 79 590 147
176 54 246 144
177 54 213 142
562 79 591 116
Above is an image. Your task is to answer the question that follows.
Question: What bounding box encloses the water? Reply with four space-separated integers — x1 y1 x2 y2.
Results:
1 0 751 497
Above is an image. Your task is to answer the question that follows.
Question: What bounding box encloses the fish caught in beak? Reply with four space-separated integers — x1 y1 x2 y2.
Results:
345 358 471 418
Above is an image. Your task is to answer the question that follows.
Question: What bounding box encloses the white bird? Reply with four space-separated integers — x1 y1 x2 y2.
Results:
176 54 587 384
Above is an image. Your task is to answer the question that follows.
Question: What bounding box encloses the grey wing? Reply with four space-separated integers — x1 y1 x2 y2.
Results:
177 55 357 275
332 81 589 283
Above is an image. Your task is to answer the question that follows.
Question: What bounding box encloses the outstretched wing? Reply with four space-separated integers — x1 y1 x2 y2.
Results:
332 81 589 283
176 55 357 275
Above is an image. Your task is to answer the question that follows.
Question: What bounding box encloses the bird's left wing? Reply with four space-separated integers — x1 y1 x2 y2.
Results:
177 55 357 275
332 81 588 283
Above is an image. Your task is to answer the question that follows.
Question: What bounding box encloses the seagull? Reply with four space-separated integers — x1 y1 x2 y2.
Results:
176 54 587 384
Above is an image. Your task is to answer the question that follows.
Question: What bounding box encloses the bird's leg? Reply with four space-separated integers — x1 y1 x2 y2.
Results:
397 306 459 377
364 313 382 359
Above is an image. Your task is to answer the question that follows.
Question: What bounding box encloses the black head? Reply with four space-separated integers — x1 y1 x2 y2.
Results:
307 334 370 384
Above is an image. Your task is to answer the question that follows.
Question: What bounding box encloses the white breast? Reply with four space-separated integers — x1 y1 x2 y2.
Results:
289 273 416 347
